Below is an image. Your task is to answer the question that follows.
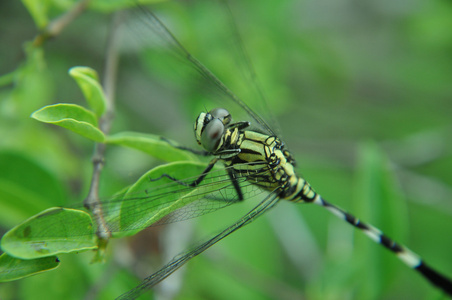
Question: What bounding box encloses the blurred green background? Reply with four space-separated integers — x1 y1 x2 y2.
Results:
1 0 452 299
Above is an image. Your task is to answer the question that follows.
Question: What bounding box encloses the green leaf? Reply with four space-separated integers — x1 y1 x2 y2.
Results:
107 131 198 162
1 208 97 259
89 0 168 12
22 0 49 29
4 44 51 119
31 103 105 142
68 66 107 117
0 151 66 228
0 253 59 282
106 161 231 238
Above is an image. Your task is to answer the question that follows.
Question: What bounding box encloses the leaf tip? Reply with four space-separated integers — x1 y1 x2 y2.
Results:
69 66 99 81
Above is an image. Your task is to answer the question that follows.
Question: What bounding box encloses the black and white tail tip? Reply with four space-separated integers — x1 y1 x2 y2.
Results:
313 195 452 296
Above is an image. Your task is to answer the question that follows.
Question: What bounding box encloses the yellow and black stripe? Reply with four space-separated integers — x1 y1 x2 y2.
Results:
191 109 452 297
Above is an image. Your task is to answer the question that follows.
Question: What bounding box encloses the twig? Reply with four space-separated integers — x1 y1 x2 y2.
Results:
33 0 92 46
83 11 122 254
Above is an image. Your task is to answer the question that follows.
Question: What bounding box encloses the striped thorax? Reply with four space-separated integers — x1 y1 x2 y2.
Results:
194 108 317 203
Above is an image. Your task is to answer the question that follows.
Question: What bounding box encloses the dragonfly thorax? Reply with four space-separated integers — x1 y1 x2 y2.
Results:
194 108 317 203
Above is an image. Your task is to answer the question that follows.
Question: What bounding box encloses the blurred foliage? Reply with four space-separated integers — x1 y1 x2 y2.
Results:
1 0 452 299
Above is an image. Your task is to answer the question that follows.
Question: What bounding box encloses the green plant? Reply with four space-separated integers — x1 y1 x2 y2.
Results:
1 1 451 299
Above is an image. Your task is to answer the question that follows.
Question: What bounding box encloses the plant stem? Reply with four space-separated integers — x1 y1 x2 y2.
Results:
33 0 92 46
84 11 122 251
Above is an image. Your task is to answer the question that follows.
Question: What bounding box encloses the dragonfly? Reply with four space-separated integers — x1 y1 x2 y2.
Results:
115 4 452 300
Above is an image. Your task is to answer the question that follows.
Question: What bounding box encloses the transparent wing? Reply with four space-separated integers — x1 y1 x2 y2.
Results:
100 161 266 238
17 161 271 241
121 5 277 136
116 190 280 300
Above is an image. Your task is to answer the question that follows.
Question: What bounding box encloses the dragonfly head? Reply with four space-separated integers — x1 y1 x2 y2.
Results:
194 108 232 152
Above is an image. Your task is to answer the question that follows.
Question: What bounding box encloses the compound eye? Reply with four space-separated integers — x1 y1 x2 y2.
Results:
201 118 224 152
210 108 231 125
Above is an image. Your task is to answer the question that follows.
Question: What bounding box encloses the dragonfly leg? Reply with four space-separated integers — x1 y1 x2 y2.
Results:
225 167 244 201
150 158 244 201
227 121 250 130
151 158 220 188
